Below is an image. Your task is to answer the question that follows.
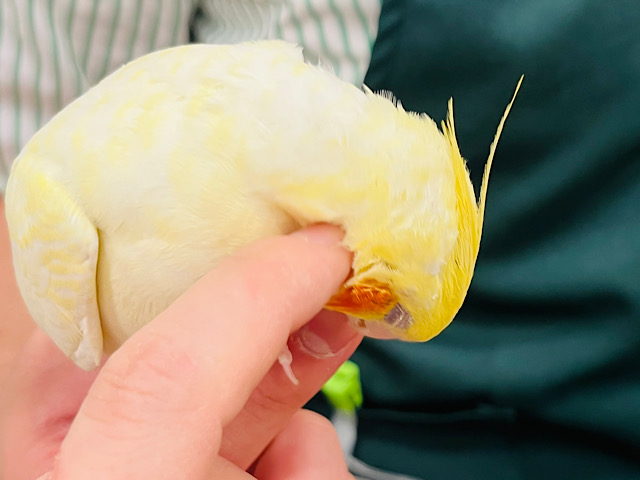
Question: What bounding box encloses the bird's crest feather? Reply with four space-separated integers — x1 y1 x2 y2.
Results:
425 77 523 338
478 75 524 234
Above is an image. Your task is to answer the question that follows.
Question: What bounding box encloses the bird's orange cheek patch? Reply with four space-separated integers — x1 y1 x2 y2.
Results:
326 279 396 318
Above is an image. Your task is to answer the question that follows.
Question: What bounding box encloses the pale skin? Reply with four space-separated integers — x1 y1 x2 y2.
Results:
0 199 35 386
0 212 362 479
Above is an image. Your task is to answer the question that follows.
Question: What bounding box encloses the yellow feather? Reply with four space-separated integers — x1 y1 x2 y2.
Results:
478 76 524 234
408 77 524 341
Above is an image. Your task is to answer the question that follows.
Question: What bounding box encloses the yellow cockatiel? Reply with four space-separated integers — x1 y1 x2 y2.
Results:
5 41 520 371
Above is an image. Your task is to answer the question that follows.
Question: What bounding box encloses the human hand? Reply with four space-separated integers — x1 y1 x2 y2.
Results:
1 225 361 479
0 198 36 388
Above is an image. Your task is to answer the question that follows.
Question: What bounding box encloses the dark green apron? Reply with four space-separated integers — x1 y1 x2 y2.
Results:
311 2 640 479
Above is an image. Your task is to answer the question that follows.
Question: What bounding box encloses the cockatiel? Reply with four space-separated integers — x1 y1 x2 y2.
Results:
5 41 521 373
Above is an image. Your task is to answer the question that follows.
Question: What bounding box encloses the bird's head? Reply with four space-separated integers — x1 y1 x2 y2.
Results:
326 78 522 342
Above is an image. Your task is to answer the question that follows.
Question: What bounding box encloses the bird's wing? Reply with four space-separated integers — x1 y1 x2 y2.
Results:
5 160 102 370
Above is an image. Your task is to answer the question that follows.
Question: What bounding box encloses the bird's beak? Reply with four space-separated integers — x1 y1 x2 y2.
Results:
347 317 398 339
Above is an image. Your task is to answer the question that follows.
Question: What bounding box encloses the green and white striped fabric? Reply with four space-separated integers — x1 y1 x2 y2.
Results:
0 0 381 193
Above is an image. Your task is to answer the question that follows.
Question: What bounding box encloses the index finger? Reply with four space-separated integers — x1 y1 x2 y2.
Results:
54 225 351 479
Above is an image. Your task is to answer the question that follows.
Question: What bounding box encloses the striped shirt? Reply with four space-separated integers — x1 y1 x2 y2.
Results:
0 0 381 193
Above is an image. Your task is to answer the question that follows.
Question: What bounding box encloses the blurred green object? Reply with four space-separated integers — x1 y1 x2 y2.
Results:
322 360 363 412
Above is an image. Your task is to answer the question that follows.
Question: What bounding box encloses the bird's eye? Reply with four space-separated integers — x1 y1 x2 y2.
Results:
383 303 413 329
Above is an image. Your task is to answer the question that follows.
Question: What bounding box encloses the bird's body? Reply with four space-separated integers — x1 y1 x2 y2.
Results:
5 41 520 370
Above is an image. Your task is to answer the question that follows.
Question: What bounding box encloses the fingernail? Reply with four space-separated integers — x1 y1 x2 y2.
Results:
34 473 52 480
290 224 344 246
294 311 360 358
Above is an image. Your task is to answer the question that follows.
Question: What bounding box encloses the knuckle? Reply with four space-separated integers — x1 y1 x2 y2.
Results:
249 380 294 414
